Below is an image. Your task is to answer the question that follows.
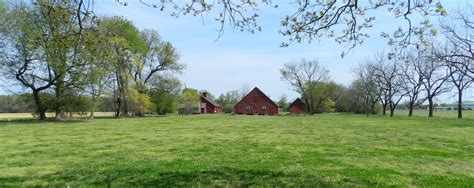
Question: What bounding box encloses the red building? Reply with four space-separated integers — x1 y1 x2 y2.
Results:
234 87 278 115
289 98 307 115
200 92 221 114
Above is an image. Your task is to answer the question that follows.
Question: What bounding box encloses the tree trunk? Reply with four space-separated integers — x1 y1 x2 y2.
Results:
55 80 65 119
371 102 376 114
365 96 369 117
408 102 414 117
303 98 311 115
90 96 96 118
428 98 434 117
457 92 462 119
382 104 387 115
389 103 394 117
6 95 11 113
32 91 47 120
115 98 121 118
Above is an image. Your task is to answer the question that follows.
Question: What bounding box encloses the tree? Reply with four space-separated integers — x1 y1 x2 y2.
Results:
277 95 289 112
81 26 114 118
354 63 380 116
132 29 182 94
438 9 474 119
440 8 474 70
414 48 451 117
400 51 426 116
239 83 251 100
62 90 91 117
370 52 406 117
280 58 330 114
216 90 240 113
0 2 85 120
100 16 147 117
127 87 153 116
1 2 184 119
0 1 100 120
150 75 181 115
177 88 200 115
40 1 90 119
304 82 339 113
447 59 472 119
340 80 375 114
129 29 182 116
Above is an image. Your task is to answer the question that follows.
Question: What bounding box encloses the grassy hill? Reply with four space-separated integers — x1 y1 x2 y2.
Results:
0 114 473 186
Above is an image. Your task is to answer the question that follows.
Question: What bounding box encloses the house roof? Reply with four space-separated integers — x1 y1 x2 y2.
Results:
201 96 221 107
235 87 278 107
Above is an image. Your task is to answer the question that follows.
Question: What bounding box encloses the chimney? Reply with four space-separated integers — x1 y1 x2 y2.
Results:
202 92 208 98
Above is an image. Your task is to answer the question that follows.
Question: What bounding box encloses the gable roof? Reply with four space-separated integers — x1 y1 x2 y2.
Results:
235 87 278 107
201 96 221 107
289 98 306 108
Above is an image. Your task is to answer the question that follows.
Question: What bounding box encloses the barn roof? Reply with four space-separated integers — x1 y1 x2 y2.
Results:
289 98 305 108
201 96 221 107
235 87 278 107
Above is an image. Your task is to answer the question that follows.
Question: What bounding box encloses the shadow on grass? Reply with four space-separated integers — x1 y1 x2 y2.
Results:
0 167 348 187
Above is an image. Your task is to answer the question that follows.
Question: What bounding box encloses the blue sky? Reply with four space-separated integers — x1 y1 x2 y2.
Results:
93 1 397 100
1 0 472 103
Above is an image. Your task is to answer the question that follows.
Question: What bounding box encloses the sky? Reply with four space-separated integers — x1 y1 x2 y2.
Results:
1 0 472 103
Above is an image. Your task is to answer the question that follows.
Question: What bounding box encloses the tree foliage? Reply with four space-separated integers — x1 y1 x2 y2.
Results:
280 58 330 114
216 90 240 113
0 2 183 120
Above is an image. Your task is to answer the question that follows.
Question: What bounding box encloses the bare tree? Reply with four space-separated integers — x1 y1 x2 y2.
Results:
239 83 252 100
447 58 473 119
371 53 406 117
440 8 474 64
438 8 474 119
415 48 451 117
354 62 379 116
400 51 426 116
280 59 330 114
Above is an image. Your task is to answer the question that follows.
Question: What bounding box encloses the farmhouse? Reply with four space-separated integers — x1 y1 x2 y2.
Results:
200 92 221 114
234 87 278 115
289 98 307 115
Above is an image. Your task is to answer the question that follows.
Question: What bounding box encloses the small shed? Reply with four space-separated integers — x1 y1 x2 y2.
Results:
200 92 221 114
289 98 307 115
234 87 279 115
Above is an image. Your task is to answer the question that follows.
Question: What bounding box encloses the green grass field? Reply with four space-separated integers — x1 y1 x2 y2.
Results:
0 113 473 186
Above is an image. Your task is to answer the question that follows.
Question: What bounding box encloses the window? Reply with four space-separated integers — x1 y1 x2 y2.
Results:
245 106 251 110
262 106 267 110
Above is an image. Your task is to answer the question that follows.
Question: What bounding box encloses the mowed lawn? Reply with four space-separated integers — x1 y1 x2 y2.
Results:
0 114 473 186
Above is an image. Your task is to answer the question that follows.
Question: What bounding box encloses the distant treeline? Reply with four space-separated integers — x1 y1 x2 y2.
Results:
0 95 114 114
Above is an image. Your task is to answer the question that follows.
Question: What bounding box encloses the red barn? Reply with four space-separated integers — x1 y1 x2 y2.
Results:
200 92 221 114
234 87 278 115
289 98 307 115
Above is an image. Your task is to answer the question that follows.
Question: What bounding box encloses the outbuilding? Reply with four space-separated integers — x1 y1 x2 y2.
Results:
234 87 278 115
288 98 307 115
200 92 221 114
